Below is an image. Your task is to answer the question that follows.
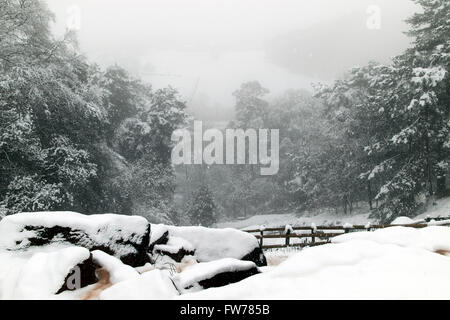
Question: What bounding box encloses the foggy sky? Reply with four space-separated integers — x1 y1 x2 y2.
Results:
45 0 418 120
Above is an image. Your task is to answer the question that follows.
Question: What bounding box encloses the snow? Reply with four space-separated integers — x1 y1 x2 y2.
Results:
333 226 450 252
172 258 257 293
412 66 447 87
180 227 450 300
415 197 450 220
391 216 422 225
151 224 260 262
284 225 294 235
149 224 168 245
153 236 195 255
0 247 90 300
217 206 375 231
2 201 450 300
99 269 179 300
0 211 149 259
428 219 450 226
91 250 138 284
218 197 450 234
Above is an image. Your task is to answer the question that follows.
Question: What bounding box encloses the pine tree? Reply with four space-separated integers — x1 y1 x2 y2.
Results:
187 185 217 227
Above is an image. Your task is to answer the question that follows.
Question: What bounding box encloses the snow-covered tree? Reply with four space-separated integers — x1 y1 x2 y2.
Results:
187 184 217 227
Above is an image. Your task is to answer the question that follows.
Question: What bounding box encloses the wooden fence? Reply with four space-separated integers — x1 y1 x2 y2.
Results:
245 216 450 250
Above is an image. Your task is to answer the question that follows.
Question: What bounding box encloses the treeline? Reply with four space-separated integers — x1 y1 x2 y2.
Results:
178 0 449 223
0 0 188 223
1 0 448 226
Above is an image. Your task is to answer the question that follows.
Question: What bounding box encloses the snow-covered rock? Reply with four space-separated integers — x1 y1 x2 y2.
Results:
153 236 195 262
149 228 169 252
151 224 266 266
100 269 179 300
1 247 97 299
0 211 151 267
173 258 260 293
91 250 139 284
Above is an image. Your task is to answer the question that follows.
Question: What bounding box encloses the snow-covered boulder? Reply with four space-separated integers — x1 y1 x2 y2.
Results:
148 228 169 252
100 269 179 300
0 212 151 267
150 225 267 266
153 236 196 262
91 250 139 284
173 258 260 293
2 247 97 299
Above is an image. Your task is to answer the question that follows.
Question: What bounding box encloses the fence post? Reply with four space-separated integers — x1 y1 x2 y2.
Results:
260 230 264 247
285 229 291 247
310 223 317 244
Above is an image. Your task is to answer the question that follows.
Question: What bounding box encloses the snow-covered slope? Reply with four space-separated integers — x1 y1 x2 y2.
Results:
217 197 450 230
416 197 450 220
217 208 374 231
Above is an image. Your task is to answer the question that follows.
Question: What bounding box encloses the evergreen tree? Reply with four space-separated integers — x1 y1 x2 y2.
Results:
187 184 216 227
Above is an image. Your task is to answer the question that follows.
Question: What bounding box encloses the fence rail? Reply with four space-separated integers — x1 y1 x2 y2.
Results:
245 216 450 250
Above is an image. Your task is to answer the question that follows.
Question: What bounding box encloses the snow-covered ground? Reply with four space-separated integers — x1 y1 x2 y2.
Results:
182 226 450 300
1 198 450 300
217 207 375 231
4 225 450 299
217 197 450 230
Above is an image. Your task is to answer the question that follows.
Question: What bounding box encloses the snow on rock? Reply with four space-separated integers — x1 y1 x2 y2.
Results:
173 258 260 293
180 231 450 299
1 247 97 299
0 211 151 267
153 236 196 262
99 269 179 300
91 250 139 284
151 224 266 266
149 228 169 252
